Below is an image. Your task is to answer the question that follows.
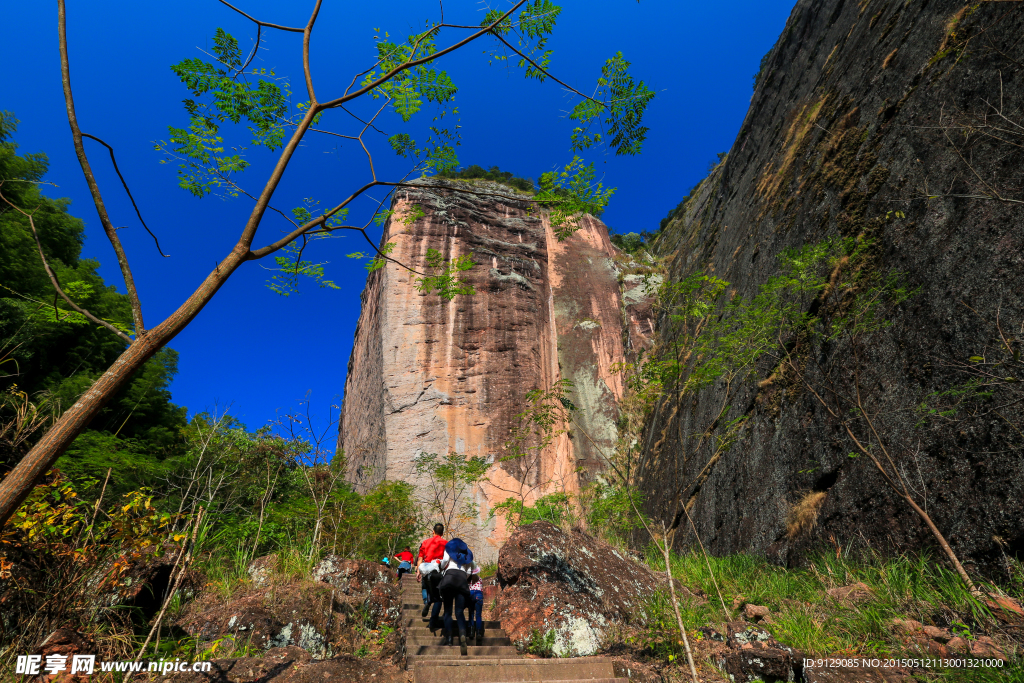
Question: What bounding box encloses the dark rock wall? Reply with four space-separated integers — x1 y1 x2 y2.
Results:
643 0 1024 576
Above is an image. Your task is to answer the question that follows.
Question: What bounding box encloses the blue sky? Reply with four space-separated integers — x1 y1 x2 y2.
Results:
3 0 794 436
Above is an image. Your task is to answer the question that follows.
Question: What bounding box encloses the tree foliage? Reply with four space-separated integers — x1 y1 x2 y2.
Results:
0 114 187 474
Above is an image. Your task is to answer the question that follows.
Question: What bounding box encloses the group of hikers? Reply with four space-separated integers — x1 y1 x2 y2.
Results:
388 523 484 655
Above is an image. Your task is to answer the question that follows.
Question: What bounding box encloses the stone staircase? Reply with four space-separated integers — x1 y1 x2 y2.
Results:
400 576 627 683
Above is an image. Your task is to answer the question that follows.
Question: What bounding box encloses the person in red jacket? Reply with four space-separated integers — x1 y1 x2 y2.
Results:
415 524 446 623
393 546 413 580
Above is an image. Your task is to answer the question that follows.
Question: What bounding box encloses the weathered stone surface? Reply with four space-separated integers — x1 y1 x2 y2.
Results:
174 580 338 658
986 595 1024 624
642 0 1024 575
969 635 1006 660
891 618 924 635
742 603 770 621
339 179 653 560
312 555 393 594
174 560 400 660
716 623 804 682
946 636 969 654
826 582 874 606
921 625 950 643
32 629 97 683
494 521 662 656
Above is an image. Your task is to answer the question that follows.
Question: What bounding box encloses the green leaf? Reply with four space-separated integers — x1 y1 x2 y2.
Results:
535 157 615 239
415 248 475 300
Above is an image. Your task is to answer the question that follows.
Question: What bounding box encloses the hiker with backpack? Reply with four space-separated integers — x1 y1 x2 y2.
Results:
437 537 475 655
415 523 446 629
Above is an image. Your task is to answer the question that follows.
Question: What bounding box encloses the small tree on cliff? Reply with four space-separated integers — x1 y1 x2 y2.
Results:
414 451 488 539
0 1 654 527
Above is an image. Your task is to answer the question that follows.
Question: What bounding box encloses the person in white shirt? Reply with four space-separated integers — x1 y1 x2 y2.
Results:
436 544 474 654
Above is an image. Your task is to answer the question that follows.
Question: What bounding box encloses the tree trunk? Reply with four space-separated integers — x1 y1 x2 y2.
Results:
0 335 161 526
0 252 246 528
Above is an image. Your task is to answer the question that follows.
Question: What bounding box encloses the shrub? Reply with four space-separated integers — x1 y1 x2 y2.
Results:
437 164 534 193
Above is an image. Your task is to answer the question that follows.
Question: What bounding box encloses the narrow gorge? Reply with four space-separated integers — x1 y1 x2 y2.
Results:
340 0 1023 577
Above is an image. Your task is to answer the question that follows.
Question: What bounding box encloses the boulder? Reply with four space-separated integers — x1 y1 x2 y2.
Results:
890 618 924 635
716 623 803 682
495 521 663 656
312 555 391 594
717 647 800 682
946 636 969 654
969 636 1006 660
921 625 951 643
742 604 770 622
825 582 874 606
174 580 338 657
246 555 276 588
89 544 203 622
175 556 399 660
985 595 1024 624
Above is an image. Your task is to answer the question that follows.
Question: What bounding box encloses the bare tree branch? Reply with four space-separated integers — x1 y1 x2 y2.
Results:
216 0 304 32
58 0 145 335
320 1 528 109
302 0 324 103
80 133 169 257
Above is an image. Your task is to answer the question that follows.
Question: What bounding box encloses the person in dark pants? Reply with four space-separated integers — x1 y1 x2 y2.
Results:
467 563 484 645
437 538 474 655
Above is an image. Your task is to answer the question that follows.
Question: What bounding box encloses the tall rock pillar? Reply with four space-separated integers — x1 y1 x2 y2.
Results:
339 179 641 561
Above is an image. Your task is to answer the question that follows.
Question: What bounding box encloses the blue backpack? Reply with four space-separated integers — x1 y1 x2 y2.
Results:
444 538 473 567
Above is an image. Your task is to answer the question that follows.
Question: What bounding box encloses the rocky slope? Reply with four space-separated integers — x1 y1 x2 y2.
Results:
643 0 1023 574
338 179 653 560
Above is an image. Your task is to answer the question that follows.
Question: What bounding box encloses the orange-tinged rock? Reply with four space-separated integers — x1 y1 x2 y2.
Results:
338 180 653 561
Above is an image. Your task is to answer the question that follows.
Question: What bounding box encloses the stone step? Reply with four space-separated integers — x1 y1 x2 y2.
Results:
410 646 518 657
403 617 502 629
410 658 619 683
407 627 507 638
407 636 513 647
408 656 509 666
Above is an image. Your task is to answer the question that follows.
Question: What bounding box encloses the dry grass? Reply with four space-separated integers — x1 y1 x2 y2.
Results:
882 48 898 70
786 491 827 540
756 96 828 204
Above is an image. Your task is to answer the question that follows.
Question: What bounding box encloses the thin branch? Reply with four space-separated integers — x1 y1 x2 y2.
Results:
320 1 528 109
302 0 324 103
216 0 304 32
0 189 133 344
81 134 169 257
489 32 596 103
58 0 145 336
237 24 262 77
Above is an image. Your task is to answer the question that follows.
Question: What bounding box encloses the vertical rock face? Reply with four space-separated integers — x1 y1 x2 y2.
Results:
339 179 649 561
644 0 1023 573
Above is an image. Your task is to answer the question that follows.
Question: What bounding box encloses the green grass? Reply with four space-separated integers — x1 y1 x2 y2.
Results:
643 548 1021 660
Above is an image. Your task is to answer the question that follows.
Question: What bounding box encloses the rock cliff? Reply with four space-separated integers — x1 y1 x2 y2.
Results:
643 0 1023 574
338 179 651 561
